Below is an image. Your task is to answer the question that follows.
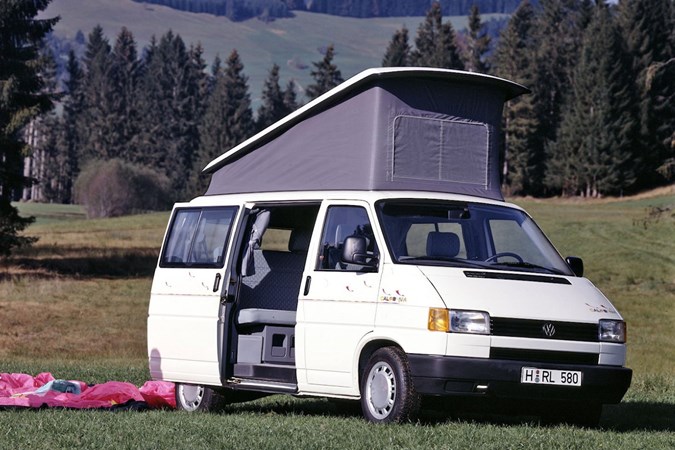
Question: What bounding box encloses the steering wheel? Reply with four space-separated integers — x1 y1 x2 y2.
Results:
485 252 524 263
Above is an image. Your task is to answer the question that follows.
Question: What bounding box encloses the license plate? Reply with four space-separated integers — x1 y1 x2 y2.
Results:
521 367 582 386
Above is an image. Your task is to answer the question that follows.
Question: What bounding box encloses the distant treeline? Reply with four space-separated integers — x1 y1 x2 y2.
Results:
132 0 522 20
135 0 294 21
306 0 522 17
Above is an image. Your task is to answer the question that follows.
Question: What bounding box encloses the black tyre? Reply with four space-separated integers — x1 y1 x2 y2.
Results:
360 347 420 423
175 383 225 412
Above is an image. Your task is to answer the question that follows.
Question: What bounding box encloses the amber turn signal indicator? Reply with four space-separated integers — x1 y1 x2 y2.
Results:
428 308 449 332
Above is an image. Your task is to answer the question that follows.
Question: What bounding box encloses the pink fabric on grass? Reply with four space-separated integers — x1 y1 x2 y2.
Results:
0 373 175 409
140 380 176 409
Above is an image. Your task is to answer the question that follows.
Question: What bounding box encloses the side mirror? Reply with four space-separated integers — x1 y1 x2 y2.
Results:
566 256 584 277
342 236 378 268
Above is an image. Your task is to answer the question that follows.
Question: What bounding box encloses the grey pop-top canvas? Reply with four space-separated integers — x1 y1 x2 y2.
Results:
204 68 528 201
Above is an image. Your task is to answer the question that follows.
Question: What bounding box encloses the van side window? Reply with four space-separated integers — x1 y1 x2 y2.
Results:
161 207 237 268
317 206 378 271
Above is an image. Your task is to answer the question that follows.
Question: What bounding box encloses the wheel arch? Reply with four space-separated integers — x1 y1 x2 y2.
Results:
356 338 404 389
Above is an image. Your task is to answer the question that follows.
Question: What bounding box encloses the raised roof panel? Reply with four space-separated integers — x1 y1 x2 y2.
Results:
204 68 528 201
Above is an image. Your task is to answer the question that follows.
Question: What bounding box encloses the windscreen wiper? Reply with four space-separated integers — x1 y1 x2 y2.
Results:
489 261 566 275
400 256 487 268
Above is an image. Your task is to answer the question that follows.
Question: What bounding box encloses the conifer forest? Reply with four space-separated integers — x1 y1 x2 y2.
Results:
1 0 674 256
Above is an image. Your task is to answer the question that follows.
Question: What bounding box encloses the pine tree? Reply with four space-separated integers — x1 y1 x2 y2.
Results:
531 0 586 156
110 27 143 162
257 63 290 130
192 50 254 195
410 2 464 70
619 0 675 187
208 54 222 92
45 50 83 203
492 0 539 195
546 2 638 197
184 42 209 176
649 60 675 182
78 25 115 162
138 31 207 198
465 5 491 73
305 44 344 100
283 80 299 113
136 35 163 168
0 0 57 255
579 0 595 30
382 27 411 67
220 49 255 144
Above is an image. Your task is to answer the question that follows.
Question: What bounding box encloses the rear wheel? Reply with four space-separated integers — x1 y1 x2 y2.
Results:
360 347 420 423
175 383 224 412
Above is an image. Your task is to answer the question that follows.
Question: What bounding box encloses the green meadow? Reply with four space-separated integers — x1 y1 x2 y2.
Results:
1 190 673 448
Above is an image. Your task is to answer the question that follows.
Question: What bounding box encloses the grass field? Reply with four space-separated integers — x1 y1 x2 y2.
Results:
1 191 674 448
40 0 506 104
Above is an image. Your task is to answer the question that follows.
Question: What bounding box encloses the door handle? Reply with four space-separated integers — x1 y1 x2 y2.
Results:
213 273 222 292
303 275 311 296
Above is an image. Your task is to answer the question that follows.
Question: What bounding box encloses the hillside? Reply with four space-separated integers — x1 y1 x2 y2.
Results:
132 0 521 20
41 0 505 102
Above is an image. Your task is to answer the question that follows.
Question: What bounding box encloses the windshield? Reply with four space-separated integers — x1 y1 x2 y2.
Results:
376 200 572 276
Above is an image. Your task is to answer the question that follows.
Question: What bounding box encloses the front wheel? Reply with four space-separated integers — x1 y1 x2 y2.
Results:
175 383 224 412
360 347 420 423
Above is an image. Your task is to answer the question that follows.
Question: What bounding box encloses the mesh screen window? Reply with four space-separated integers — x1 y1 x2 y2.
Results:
392 115 489 187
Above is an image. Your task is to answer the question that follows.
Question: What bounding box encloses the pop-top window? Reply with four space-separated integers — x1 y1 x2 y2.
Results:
161 207 238 268
392 116 489 187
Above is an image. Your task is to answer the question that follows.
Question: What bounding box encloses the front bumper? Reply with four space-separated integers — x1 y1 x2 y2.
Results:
408 354 632 404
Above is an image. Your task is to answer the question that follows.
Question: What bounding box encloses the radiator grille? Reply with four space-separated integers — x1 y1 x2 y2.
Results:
491 317 598 342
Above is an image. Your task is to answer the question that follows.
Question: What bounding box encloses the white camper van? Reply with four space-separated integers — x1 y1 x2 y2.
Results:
147 68 631 425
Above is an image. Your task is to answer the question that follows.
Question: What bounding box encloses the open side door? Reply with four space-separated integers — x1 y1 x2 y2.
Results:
148 204 244 386
224 202 321 392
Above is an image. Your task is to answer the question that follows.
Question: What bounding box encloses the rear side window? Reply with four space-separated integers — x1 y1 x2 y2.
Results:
161 207 238 268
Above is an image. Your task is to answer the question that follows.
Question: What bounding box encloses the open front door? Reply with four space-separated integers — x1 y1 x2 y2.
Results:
148 204 242 385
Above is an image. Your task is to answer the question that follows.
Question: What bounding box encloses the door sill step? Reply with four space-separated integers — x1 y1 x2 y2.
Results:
227 378 297 393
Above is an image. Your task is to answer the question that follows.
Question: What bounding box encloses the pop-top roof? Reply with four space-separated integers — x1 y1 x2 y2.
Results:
204 67 528 201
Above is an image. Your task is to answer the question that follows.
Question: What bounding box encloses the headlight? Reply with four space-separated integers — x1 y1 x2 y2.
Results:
450 310 490 335
599 319 626 343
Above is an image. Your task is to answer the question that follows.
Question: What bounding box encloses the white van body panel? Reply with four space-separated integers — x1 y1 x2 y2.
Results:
148 287 222 385
417 266 622 323
297 200 381 394
373 264 450 353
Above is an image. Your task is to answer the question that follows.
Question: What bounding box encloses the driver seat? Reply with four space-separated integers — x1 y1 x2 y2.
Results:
427 232 460 258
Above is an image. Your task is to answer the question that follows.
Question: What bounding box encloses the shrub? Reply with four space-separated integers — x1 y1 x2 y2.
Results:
74 159 171 218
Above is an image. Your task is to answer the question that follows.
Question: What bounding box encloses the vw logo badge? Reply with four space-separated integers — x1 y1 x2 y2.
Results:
542 323 556 337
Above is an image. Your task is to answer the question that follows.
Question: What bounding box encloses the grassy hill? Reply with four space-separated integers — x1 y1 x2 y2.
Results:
41 0 505 103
